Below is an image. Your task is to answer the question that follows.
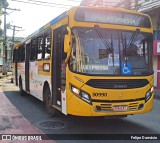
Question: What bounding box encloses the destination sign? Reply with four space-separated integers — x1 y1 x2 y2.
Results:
75 8 151 28
85 14 136 26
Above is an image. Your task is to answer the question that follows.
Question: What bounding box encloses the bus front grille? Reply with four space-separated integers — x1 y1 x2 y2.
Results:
86 79 149 89
129 102 139 111
95 102 142 112
101 104 112 111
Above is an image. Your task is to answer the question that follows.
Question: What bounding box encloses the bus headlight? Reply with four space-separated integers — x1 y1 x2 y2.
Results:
70 84 92 105
145 87 154 103
81 91 91 104
70 85 80 96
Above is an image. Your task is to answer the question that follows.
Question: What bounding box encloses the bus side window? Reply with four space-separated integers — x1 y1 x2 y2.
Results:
31 38 37 61
18 46 22 63
44 29 51 59
21 44 25 62
16 49 19 62
37 34 44 60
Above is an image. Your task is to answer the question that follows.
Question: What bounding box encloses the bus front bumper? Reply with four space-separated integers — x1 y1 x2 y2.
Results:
67 93 154 117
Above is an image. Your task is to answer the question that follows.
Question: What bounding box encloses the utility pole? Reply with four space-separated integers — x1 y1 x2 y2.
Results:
10 25 22 47
2 6 20 75
2 7 7 75
10 25 22 68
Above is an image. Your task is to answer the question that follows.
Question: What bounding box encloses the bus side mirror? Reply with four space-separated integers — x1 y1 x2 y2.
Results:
64 26 72 64
64 35 72 64
64 35 71 53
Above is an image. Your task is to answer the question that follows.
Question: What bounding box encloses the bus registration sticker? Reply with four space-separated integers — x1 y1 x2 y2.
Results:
113 105 128 111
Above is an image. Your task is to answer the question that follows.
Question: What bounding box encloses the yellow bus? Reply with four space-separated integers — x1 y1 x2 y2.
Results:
12 6 154 117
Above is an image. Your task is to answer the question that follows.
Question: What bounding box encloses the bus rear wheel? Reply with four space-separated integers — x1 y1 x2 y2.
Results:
44 88 56 116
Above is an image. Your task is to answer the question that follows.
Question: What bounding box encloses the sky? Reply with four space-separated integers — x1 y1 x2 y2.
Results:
2 0 81 38
1 0 121 38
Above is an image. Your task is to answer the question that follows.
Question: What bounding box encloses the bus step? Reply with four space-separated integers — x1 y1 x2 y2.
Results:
52 105 61 111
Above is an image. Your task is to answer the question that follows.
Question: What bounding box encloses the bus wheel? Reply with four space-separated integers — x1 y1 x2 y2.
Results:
44 88 56 116
19 79 24 96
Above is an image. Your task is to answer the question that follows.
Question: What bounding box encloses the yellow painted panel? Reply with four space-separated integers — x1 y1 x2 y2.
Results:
38 60 51 76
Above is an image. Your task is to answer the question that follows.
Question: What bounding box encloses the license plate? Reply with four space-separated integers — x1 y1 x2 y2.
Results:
113 105 128 111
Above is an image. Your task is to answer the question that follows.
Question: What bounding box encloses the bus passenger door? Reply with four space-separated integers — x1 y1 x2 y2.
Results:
25 42 30 92
15 49 18 86
52 26 66 109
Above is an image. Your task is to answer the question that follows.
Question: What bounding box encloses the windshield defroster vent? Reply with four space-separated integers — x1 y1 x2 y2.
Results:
85 79 149 89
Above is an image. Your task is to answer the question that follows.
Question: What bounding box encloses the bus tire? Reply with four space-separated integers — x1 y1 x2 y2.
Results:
44 88 56 116
19 78 24 96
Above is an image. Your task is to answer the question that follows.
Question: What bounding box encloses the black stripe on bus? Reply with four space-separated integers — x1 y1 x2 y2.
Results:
92 98 145 103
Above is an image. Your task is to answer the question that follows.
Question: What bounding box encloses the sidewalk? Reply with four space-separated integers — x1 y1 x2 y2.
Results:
0 87 55 142
0 72 12 79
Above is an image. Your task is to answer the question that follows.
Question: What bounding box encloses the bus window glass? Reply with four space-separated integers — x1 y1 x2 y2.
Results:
44 29 51 59
18 46 22 62
21 44 25 62
30 38 37 61
69 27 153 76
37 34 44 60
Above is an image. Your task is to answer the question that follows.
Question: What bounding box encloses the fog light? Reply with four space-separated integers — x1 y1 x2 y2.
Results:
95 106 101 111
138 104 144 110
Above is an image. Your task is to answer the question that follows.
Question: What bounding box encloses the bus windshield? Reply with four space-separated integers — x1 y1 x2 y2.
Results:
69 27 153 76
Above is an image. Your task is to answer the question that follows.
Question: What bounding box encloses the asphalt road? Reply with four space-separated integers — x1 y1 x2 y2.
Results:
1 77 160 143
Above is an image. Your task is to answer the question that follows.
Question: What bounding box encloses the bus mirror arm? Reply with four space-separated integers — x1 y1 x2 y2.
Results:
64 35 71 64
64 26 72 52
64 27 72 64
65 52 71 64
64 35 71 53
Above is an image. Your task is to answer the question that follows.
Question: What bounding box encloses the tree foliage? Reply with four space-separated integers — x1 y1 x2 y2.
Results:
0 0 9 8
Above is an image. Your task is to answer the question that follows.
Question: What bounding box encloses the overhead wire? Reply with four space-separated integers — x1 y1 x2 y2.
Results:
9 0 160 10
8 0 82 37
12 0 77 7
66 0 81 2
10 0 74 9
10 0 127 9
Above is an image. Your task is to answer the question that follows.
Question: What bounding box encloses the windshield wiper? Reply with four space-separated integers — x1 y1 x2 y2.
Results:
121 29 140 65
120 32 127 65
127 28 140 49
94 25 113 52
